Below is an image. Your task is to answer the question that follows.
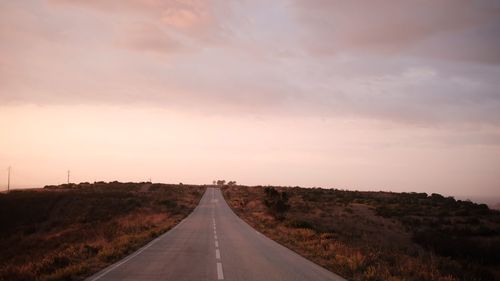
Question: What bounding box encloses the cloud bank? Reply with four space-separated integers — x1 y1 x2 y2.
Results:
1 0 500 127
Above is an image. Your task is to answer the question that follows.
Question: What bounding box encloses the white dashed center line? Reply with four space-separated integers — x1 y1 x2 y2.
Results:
212 188 224 279
217 262 224 280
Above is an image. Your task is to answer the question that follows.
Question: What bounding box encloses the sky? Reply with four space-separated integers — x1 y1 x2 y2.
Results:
1 0 500 198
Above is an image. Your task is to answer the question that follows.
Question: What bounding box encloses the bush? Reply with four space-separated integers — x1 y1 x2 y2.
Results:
286 219 314 229
413 229 500 266
263 187 290 220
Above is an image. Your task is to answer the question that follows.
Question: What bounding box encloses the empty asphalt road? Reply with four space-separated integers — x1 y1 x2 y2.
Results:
87 187 346 281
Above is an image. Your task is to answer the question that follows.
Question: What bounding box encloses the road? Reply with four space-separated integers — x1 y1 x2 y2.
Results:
87 187 346 281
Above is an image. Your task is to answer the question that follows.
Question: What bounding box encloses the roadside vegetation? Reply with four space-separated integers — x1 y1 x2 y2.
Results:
0 182 205 281
223 185 500 281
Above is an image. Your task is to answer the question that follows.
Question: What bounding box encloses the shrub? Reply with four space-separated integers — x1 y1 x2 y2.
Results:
286 219 314 229
263 187 290 220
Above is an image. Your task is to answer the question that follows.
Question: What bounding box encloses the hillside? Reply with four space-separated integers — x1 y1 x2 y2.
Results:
222 185 500 281
0 182 205 281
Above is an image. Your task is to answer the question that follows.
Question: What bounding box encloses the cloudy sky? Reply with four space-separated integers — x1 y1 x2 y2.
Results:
1 0 500 197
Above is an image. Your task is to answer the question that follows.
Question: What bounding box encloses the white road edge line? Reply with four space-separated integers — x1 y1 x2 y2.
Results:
217 262 224 280
173 218 185 230
215 249 221 259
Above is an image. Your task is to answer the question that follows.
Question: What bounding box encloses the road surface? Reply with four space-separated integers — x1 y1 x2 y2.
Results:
87 188 346 281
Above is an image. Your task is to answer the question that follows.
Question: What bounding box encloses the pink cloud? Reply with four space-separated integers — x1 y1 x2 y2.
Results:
292 0 500 62
49 0 223 41
116 23 182 54
1 0 499 128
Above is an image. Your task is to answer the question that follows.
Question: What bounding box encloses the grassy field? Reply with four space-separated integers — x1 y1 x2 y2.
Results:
222 185 500 281
0 182 205 281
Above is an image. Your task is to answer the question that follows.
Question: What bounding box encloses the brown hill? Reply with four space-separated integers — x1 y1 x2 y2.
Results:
223 185 500 281
0 182 204 281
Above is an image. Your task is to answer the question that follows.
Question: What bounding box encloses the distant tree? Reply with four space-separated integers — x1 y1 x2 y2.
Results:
227 181 237 186
216 180 226 186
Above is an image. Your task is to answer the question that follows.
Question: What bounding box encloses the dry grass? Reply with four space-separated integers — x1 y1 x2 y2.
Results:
223 186 500 281
0 182 205 281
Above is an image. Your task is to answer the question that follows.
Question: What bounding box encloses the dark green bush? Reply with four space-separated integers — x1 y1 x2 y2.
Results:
263 187 290 220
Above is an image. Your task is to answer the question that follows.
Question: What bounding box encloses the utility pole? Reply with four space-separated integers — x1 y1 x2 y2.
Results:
67 170 70 184
7 166 11 192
